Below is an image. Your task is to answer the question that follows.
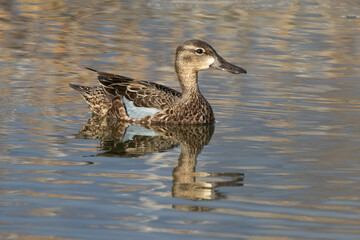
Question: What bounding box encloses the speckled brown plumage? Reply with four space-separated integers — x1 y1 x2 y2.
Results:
149 91 214 124
70 39 246 125
93 68 181 110
69 84 111 116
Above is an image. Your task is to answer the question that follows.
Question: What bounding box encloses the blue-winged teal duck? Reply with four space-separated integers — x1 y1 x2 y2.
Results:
70 39 246 124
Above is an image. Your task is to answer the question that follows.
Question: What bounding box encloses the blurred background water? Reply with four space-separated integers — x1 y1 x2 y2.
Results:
1 0 360 239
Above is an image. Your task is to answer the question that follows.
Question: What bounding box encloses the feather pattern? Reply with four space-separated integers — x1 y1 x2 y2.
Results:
70 40 246 125
69 84 111 116
88 67 181 110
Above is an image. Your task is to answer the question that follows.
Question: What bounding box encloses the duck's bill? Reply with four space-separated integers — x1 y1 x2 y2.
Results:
210 54 247 74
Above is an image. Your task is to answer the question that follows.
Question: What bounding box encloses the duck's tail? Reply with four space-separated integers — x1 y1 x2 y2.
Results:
69 83 83 92
69 83 112 116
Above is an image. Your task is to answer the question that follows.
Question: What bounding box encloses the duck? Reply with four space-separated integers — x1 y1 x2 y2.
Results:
70 39 246 125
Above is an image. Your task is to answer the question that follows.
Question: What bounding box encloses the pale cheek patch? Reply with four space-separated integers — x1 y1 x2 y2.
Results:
207 57 215 65
201 57 215 69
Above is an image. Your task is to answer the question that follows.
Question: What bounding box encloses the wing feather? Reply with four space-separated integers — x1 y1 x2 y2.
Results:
87 68 181 110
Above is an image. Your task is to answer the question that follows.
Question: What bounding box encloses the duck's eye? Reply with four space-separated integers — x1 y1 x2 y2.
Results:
196 48 205 54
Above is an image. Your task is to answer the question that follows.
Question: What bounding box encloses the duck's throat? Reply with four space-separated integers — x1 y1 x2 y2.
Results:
176 68 199 97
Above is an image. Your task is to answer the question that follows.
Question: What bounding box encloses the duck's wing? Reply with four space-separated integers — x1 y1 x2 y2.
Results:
86 67 181 110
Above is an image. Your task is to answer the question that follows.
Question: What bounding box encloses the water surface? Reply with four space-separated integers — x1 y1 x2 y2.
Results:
0 0 360 239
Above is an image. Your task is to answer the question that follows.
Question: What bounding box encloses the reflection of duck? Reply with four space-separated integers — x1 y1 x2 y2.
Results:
76 115 244 201
167 124 244 201
77 115 179 157
70 39 246 124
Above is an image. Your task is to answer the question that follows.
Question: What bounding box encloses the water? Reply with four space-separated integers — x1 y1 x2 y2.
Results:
1 0 360 239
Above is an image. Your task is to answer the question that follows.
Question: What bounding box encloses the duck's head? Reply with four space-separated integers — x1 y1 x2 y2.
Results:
175 39 247 75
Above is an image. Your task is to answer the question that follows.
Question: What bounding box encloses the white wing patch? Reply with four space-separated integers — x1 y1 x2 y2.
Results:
123 97 161 120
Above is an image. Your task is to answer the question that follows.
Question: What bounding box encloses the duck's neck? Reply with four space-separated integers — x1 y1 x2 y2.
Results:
176 66 200 98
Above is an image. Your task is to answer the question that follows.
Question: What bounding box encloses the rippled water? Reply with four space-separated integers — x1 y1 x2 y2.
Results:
1 0 360 239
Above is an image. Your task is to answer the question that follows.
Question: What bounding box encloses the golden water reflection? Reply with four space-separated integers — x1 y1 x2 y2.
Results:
1 0 360 239
76 115 244 201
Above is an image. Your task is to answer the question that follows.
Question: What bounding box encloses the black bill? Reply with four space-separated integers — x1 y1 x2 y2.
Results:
210 53 247 74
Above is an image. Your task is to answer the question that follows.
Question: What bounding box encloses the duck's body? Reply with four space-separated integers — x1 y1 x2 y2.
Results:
70 39 246 125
